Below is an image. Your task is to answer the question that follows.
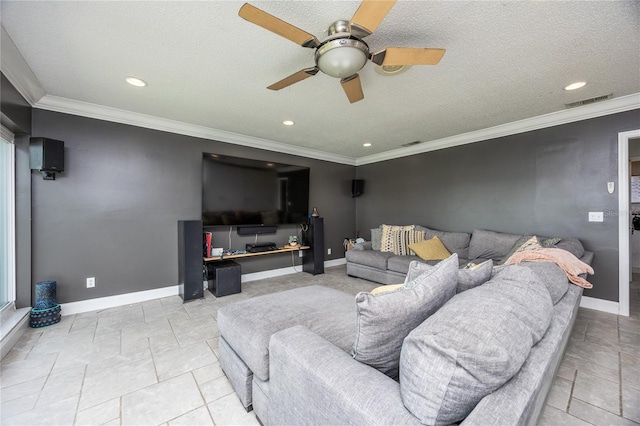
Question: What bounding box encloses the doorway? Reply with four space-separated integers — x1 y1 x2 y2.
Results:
618 129 640 317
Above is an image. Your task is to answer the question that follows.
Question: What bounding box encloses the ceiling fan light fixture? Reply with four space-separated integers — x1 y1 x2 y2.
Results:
315 39 369 78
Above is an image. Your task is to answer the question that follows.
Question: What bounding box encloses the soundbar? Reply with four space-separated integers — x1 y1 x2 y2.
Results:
246 242 277 253
237 225 277 235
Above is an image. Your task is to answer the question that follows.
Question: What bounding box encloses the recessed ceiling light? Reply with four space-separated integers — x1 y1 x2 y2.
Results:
126 76 147 87
363 143 372 147
283 120 294 126
564 81 587 91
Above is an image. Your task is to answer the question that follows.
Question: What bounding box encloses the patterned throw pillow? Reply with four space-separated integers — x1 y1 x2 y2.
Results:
380 224 415 254
498 235 542 265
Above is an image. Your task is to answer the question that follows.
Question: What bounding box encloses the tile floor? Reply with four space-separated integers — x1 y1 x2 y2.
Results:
538 275 640 425
1 266 638 425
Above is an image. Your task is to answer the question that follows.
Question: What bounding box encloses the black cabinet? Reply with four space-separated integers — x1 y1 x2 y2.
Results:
303 217 324 275
207 260 241 297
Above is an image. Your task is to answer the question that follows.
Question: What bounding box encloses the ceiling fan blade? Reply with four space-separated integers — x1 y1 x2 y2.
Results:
267 67 319 91
341 74 364 103
370 47 446 66
350 0 396 37
239 3 320 48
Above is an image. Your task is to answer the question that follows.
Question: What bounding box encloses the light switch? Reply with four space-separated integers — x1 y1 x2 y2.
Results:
588 212 604 222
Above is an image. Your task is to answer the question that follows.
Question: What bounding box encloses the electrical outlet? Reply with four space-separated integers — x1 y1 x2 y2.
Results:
588 212 604 222
299 250 303 257
327 248 332 255
86 277 96 288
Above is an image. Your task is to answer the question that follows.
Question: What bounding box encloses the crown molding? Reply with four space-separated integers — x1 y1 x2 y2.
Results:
34 95 357 166
355 93 640 166
0 26 46 106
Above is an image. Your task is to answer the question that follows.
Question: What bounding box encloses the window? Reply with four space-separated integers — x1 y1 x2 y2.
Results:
0 125 16 311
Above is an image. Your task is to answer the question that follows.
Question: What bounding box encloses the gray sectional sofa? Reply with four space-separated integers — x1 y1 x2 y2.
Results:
346 226 594 284
217 228 594 426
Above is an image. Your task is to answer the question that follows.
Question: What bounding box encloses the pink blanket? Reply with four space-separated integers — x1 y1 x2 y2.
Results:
505 248 594 289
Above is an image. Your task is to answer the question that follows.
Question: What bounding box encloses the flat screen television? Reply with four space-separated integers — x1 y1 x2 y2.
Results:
202 153 310 227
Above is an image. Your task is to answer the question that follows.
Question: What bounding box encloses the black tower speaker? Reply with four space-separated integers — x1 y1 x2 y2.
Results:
303 217 324 275
352 179 364 197
30 138 65 173
178 220 204 302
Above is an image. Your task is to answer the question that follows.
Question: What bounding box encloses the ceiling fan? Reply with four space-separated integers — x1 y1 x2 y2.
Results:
238 0 446 104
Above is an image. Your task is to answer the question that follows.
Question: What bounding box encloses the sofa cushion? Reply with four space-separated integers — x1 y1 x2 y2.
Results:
399 265 553 425
404 259 493 293
416 226 471 259
468 229 523 260
555 237 585 259
371 227 382 251
217 285 356 381
409 236 451 260
387 255 428 274
346 249 394 270
351 254 458 379
380 224 415 253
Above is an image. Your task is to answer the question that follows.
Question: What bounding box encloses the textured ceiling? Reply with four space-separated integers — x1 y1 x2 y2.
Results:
1 1 639 161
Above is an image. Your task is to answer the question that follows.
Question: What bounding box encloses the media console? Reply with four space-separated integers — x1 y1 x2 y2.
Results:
203 245 309 262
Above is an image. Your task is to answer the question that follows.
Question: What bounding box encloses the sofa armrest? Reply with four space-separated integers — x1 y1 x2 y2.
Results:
269 325 421 426
353 241 372 251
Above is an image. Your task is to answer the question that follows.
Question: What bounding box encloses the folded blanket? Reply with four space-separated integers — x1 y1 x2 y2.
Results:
505 247 594 289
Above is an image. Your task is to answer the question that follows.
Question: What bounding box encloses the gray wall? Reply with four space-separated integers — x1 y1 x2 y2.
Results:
1 73 32 308
31 109 356 304
356 109 640 302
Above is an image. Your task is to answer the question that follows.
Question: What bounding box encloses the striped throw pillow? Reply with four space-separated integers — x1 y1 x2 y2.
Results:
381 224 415 254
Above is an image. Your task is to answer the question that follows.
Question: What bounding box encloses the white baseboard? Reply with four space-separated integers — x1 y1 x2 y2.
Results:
61 286 179 316
325 258 347 267
61 258 348 315
241 266 302 283
241 257 346 282
580 296 621 315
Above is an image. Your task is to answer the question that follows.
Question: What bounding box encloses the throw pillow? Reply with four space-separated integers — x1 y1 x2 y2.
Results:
380 224 415 253
498 235 542 265
371 227 382 251
393 229 426 256
399 265 553 425
456 259 493 293
352 254 459 379
408 236 451 261
371 284 404 295
404 259 493 293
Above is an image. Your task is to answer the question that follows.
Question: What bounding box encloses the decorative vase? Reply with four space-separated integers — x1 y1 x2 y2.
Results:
311 207 319 217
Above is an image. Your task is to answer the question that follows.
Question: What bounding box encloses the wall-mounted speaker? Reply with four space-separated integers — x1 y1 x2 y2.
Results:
352 179 364 197
30 137 64 180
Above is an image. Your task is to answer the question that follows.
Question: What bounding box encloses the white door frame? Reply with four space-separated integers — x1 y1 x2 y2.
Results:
618 129 640 317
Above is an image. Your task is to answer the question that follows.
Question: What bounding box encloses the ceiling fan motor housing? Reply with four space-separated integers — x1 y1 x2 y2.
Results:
315 37 369 78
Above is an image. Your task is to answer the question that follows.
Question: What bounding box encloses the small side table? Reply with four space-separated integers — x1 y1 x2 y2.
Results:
207 260 241 297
